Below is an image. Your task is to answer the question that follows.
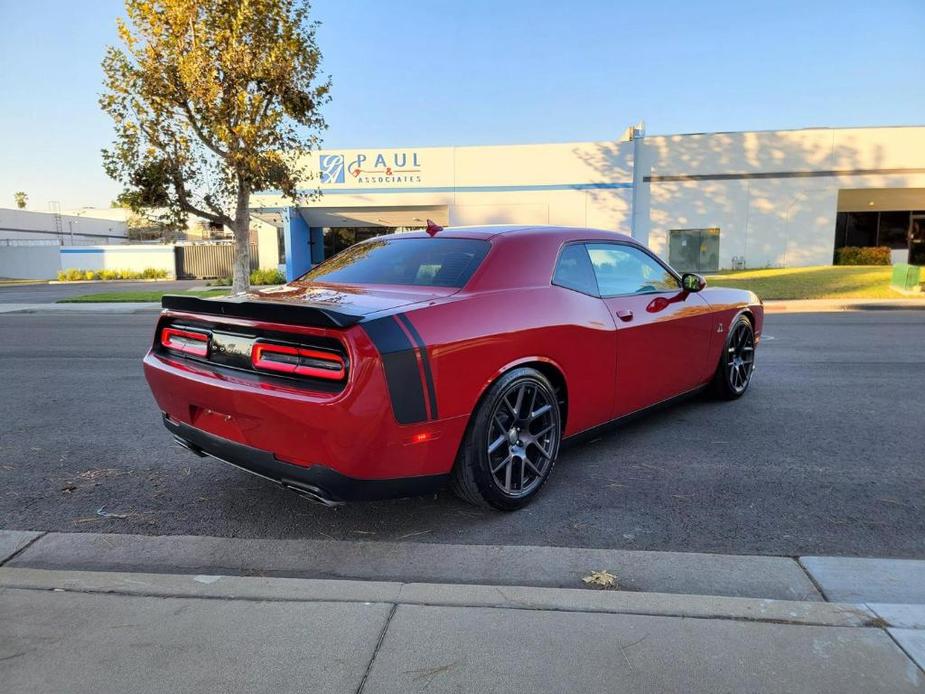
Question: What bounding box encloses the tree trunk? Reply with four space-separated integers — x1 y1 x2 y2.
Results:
231 185 251 294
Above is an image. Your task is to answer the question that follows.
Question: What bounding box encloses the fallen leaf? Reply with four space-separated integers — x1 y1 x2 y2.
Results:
582 569 618 590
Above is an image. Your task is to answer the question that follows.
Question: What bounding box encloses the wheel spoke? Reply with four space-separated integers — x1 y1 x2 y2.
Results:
488 434 506 455
529 403 552 421
491 454 512 475
504 456 513 492
523 454 544 477
493 412 508 432
513 385 526 419
532 439 553 459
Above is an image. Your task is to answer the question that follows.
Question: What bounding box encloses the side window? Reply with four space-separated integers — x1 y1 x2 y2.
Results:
552 244 599 296
586 244 679 296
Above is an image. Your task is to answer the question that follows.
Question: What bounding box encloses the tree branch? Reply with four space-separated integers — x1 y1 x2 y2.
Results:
177 97 230 159
170 169 232 228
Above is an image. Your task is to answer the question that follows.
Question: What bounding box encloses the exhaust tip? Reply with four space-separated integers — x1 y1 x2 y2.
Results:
281 479 344 508
173 436 207 457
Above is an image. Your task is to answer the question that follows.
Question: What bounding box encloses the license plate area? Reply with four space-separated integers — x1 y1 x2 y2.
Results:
209 331 256 370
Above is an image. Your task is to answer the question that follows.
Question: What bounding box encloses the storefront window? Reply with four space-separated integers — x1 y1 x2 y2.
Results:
323 226 398 259
878 212 911 250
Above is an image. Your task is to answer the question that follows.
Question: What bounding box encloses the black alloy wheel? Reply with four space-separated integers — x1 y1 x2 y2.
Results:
451 368 562 510
714 315 756 399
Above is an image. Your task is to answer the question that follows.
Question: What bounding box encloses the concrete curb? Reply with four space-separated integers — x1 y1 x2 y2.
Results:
764 298 925 313
800 556 925 604
0 530 44 564
0 302 160 314
0 567 879 629
3 531 823 601
5 531 923 609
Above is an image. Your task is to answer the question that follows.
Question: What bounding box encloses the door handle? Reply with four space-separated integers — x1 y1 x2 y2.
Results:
616 310 634 322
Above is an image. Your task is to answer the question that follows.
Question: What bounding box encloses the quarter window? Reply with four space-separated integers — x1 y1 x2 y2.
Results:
586 244 679 296
552 244 599 296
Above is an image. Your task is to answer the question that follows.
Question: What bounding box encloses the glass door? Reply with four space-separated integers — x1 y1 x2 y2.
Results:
909 215 925 265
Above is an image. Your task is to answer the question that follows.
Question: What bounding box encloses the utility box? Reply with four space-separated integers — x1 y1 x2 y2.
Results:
890 264 922 292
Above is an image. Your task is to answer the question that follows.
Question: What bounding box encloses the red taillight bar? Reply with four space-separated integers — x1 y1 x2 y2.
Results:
160 326 209 357
251 342 346 381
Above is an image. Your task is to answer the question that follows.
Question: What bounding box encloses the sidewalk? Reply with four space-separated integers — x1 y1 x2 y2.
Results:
1 531 923 693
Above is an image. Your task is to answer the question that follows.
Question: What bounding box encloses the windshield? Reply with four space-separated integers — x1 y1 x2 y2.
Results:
298 237 491 288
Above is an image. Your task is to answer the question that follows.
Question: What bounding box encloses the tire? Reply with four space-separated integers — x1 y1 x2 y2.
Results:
450 367 562 511
711 314 756 400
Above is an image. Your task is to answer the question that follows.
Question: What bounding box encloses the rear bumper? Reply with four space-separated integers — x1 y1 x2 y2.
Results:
164 415 449 503
144 348 468 480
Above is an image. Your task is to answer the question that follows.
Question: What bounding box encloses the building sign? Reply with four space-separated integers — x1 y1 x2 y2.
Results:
319 151 423 186
319 154 345 184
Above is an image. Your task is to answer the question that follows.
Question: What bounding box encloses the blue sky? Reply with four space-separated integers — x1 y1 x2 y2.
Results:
1 0 923 209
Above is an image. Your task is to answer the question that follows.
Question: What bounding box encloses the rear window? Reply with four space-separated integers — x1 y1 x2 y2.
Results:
299 237 491 288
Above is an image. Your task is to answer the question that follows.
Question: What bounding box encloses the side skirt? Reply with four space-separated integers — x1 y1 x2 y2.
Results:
561 384 710 449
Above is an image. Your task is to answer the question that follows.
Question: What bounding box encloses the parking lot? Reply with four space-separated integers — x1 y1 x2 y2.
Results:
1 306 923 558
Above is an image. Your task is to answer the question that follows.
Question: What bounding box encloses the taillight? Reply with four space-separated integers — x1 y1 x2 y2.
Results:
251 341 346 381
160 326 209 357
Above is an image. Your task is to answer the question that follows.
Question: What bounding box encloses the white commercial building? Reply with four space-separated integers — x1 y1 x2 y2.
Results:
251 125 925 280
0 208 130 279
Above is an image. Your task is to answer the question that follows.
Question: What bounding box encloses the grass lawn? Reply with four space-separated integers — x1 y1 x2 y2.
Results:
59 289 229 303
707 266 923 300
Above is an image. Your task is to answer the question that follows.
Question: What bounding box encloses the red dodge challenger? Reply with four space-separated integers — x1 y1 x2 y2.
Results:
144 224 762 510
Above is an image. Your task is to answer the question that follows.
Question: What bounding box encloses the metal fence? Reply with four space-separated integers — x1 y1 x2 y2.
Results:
174 243 258 279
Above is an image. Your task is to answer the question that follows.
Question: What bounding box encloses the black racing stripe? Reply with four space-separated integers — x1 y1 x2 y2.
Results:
362 315 414 355
396 313 438 420
362 317 428 424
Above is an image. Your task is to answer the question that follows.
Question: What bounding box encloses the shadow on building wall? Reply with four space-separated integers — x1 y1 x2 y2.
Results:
575 130 918 269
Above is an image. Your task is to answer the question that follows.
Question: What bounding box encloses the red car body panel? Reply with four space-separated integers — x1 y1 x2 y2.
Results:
143 226 763 501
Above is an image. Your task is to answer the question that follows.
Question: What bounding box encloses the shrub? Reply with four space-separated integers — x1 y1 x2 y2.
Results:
250 268 286 285
209 276 233 286
55 267 169 281
835 246 891 266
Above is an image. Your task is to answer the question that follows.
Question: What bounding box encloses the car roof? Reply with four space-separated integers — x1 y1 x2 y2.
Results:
376 225 636 243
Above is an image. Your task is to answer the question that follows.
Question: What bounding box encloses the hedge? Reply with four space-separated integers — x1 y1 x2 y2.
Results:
57 268 169 281
834 246 892 266
210 268 286 286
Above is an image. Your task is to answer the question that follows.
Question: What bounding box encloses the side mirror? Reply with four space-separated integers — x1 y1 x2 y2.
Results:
681 273 706 292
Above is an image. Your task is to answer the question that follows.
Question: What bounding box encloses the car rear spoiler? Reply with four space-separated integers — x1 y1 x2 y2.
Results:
161 294 364 329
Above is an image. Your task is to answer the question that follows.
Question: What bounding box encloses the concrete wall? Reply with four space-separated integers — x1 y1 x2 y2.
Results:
251 218 281 270
634 126 925 268
59 245 176 276
0 244 61 279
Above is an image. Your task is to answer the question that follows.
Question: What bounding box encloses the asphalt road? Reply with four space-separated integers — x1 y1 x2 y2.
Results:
0 280 203 303
1 311 923 557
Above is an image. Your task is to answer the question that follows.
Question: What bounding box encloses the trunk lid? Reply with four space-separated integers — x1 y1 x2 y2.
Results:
247 281 458 318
